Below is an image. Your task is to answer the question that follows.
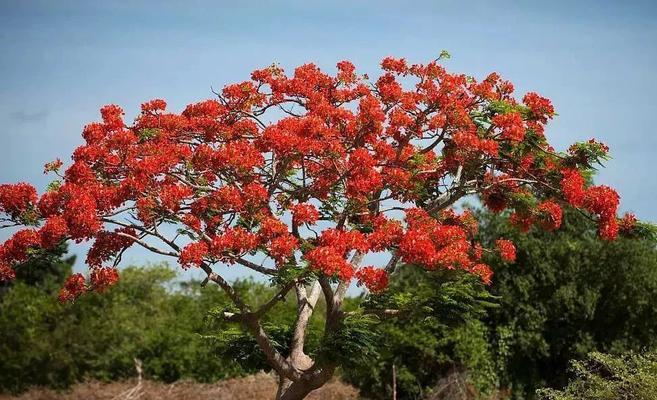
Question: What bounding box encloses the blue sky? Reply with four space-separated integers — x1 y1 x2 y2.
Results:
1 0 656 278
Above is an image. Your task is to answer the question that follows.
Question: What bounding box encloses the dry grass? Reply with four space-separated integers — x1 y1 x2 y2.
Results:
0 372 359 400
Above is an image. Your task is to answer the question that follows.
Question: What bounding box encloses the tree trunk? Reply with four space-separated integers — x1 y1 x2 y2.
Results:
275 376 315 400
274 354 334 400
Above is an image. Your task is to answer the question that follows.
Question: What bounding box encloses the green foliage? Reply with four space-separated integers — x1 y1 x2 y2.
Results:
0 264 244 393
342 266 499 399
537 351 657 400
136 127 160 141
4 242 74 290
316 313 381 369
479 208 657 398
203 278 327 372
565 140 611 169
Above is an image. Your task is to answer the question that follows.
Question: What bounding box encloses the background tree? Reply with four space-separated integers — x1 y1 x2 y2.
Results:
0 263 248 393
343 207 657 400
342 266 498 400
480 208 657 398
0 55 638 399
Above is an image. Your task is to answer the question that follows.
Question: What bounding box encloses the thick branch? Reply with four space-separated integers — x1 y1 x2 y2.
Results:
235 257 277 276
255 279 297 318
384 253 400 274
334 251 364 305
290 281 322 360
198 262 302 381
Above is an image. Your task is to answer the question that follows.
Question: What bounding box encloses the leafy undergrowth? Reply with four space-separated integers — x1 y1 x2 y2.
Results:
0 372 359 400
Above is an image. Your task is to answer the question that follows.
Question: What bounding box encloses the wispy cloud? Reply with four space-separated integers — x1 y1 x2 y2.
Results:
9 110 49 123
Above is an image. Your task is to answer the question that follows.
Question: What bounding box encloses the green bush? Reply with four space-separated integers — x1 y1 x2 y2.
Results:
537 351 657 400
0 264 247 393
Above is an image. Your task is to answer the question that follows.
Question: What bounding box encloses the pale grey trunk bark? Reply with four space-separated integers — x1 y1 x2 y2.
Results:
275 376 314 400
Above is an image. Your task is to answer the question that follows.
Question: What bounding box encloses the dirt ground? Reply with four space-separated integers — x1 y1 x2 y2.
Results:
0 372 360 400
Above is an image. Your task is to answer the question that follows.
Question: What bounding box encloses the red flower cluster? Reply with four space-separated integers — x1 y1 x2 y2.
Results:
584 185 620 240
469 263 494 285
522 92 555 123
306 246 354 281
367 215 403 251
39 215 69 248
492 112 525 142
58 273 87 302
0 261 15 281
268 234 298 264
0 183 37 218
355 266 389 293
0 229 40 264
560 169 620 239
619 212 637 235
179 241 209 268
495 239 517 263
90 267 119 292
397 208 489 278
537 200 563 231
210 227 259 262
561 168 586 207
291 203 320 225
86 228 136 268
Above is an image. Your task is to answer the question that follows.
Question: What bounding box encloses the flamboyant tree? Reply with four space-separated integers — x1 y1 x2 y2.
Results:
0 55 638 399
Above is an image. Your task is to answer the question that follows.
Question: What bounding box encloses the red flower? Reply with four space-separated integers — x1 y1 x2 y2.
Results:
306 246 354 281
141 99 167 113
561 168 586 207
367 215 403 251
336 60 356 84
179 241 209 268
598 218 619 241
584 185 620 240
1 229 40 264
492 112 525 142
510 212 534 233
584 185 619 219
483 189 508 213
523 92 554 122
39 216 69 248
469 263 494 285
58 273 87 303
43 159 63 174
495 239 516 263
38 191 64 217
100 104 124 130
0 183 37 218
355 266 389 293
86 228 135 268
381 57 408 74
0 261 15 282
291 203 319 225
210 228 259 261
537 200 563 231
619 212 638 235
64 191 101 240
90 267 119 292
268 235 298 264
